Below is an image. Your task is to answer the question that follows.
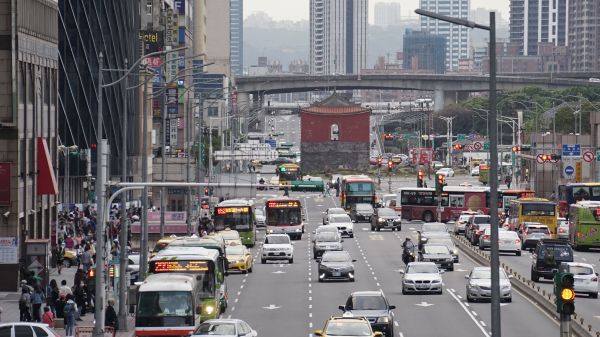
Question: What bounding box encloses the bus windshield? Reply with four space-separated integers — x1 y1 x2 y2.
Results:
136 291 193 327
149 261 215 298
347 182 373 193
266 208 301 225
213 207 252 231
521 203 555 216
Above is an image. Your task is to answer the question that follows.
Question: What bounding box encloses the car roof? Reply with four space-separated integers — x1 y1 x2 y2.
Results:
407 261 437 267
539 239 570 245
327 316 370 323
328 207 346 212
201 319 245 324
266 233 290 238
350 290 384 297
565 262 594 268
524 223 547 227
0 323 51 328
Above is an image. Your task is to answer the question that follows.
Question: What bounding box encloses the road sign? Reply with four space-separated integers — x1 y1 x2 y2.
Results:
537 154 545 164
596 150 600 161
466 144 474 152
483 142 490 151
28 259 43 276
564 165 575 177
473 142 482 150
576 161 582 182
562 144 581 157
457 134 466 141
583 151 594 163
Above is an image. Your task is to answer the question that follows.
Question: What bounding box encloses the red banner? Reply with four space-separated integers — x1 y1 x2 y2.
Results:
0 163 10 205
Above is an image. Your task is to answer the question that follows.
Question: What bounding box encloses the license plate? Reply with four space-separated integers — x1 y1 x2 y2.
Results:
333 272 341 277
502 240 512 244
417 284 428 289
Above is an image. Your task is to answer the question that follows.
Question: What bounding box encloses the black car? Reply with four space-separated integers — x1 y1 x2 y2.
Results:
339 290 396 337
418 244 454 271
372 207 401 231
530 239 574 282
271 157 294 165
317 251 356 282
350 203 375 223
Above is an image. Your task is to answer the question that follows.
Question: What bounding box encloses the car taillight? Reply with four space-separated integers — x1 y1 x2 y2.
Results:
515 239 521 244
592 277 598 282
476 230 483 235
483 235 490 240
558 227 566 233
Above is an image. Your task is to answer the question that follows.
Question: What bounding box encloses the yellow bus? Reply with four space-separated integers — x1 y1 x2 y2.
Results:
506 198 558 236
276 163 301 186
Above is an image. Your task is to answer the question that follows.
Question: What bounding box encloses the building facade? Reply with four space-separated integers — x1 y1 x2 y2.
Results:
310 0 367 75
230 0 243 77
403 30 447 74
0 0 59 290
509 0 569 56
568 0 600 71
420 0 470 71
374 2 402 27
206 0 231 78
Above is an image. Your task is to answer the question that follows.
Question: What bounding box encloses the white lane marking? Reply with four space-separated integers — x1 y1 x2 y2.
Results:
457 295 463 299
240 285 244 289
309 304 313 309
376 283 380 287
399 333 404 337
472 311 478 316
237 291 241 296
231 306 235 312
235 298 238 303
447 289 490 337
309 313 313 318
227 315 231 319
480 321 486 327
309 322 313 328
309 296 312 301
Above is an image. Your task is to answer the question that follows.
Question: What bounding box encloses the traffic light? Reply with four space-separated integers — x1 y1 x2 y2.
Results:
453 144 463 151
204 187 209 196
512 145 532 152
435 174 446 195
387 160 393 171
417 170 425 187
377 157 383 168
541 154 551 162
551 154 562 161
554 271 575 315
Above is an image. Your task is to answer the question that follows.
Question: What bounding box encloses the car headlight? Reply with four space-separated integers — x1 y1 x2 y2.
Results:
204 305 215 315
377 316 390 323
378 218 385 222
502 285 511 290
432 279 441 283
295 228 301 232
453 249 458 255
267 229 274 233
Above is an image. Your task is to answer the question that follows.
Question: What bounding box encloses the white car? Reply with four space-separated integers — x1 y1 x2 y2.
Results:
557 217 569 240
465 267 512 302
400 262 444 294
436 167 454 177
497 230 522 256
0 323 58 337
323 207 347 225
432 161 444 169
564 262 599 298
471 166 480 176
454 212 476 234
255 209 266 227
261 234 294 264
327 214 354 237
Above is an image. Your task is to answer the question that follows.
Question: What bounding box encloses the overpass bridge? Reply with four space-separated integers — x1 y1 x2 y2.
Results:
235 73 598 111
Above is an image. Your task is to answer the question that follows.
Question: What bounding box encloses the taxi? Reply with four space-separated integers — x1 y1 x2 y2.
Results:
225 242 253 274
314 316 383 337
150 235 179 258
218 228 243 246
62 249 78 268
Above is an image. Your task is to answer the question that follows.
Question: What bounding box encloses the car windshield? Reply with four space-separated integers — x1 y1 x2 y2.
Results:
570 266 594 275
330 215 351 223
407 264 439 274
352 295 388 310
220 232 239 240
322 252 351 262
521 203 556 216
470 269 508 279
423 245 449 254
137 291 193 322
539 245 572 259
195 322 236 335
356 204 373 212
458 215 472 222
255 209 264 216
317 233 339 242
528 227 549 234
325 322 372 336
473 216 491 224
225 246 244 255
316 226 338 234
427 238 454 249
378 208 396 216
422 223 446 232
329 208 346 215
265 236 290 244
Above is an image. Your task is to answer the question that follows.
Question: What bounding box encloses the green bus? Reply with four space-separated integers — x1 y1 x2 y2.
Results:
213 199 256 247
568 201 600 250
148 246 225 320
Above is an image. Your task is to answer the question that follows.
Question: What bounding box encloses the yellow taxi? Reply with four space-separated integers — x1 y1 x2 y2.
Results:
218 228 243 246
225 242 253 273
251 159 263 169
62 249 78 267
150 235 179 258
314 316 383 337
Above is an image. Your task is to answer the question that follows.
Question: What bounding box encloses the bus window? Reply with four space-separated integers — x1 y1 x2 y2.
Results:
574 187 590 201
449 195 464 207
591 187 600 198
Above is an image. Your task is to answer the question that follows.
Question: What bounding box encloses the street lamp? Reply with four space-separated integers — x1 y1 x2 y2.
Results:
416 8 501 336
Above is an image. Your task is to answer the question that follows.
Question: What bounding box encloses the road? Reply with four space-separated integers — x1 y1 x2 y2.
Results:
221 189 561 337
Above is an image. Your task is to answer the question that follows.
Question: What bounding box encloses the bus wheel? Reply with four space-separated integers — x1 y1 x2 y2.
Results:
423 212 434 223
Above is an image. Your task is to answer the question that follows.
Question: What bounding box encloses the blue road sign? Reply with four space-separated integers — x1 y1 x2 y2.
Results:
565 165 575 176
562 144 581 157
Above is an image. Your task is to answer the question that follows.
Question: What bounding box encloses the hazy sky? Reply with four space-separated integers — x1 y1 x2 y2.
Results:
244 0 510 23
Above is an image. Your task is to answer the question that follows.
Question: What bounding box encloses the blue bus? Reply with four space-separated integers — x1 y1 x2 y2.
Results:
558 183 600 217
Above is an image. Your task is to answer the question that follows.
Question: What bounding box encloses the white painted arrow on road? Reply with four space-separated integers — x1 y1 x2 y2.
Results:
263 304 280 310
415 301 434 307
272 270 286 274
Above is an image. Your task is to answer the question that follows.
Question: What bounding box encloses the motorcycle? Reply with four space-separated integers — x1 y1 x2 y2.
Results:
402 246 416 265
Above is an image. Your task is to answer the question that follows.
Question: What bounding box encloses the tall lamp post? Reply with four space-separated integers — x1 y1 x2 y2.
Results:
415 8 500 336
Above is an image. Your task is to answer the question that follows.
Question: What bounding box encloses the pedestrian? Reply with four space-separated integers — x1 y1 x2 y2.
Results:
59 280 72 298
284 187 290 197
55 294 66 319
505 175 512 189
80 245 93 272
19 287 31 322
41 306 54 328
73 281 87 317
63 295 78 337
104 298 118 330
31 285 45 322
56 240 65 274
47 279 59 315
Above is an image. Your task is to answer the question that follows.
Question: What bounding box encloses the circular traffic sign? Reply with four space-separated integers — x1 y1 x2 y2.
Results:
564 165 575 176
583 151 594 162
473 142 482 150
466 144 474 152
536 154 545 164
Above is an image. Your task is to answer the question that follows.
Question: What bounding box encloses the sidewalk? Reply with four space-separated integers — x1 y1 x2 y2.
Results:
0 267 134 337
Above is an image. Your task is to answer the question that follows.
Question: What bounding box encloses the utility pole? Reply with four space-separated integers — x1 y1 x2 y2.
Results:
439 116 455 166
118 58 129 330
186 93 192 235
139 68 149 281
160 75 167 238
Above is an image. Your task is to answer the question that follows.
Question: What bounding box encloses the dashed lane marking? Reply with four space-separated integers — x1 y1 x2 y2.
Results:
447 289 490 337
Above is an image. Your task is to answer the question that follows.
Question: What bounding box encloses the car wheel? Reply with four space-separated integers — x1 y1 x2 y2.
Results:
371 226 375 231
261 258 266 264
448 264 454 271
388 325 394 337
402 287 407 295
516 251 521 256
377 227 381 232
349 234 354 238
318 278 323 283
591 292 598 299
506 296 512 303
423 211 434 223
248 266 253 273
437 289 443 295
466 294 474 302
289 258 294 264
531 268 539 282
242 268 248 274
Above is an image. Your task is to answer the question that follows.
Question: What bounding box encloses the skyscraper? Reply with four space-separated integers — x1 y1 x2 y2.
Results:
374 2 402 27
403 29 447 74
568 0 600 71
419 0 470 71
509 0 569 56
310 0 368 75
230 0 243 77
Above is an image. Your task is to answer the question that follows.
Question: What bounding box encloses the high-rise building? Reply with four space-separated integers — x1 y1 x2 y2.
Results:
568 0 600 71
403 29 447 74
509 0 569 56
374 2 402 27
206 0 231 78
230 0 243 77
419 0 470 71
310 0 368 75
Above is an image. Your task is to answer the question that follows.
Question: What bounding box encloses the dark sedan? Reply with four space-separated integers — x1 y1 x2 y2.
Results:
317 250 356 282
372 207 401 231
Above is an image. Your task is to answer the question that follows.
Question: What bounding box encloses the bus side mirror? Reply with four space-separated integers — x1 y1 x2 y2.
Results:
196 305 202 314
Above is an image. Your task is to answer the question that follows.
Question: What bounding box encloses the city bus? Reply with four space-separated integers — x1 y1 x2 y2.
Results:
568 201 600 250
397 186 489 222
340 175 377 211
558 183 600 217
135 273 204 337
506 198 558 235
148 246 226 320
265 197 304 240
276 163 301 185
213 199 256 247
167 236 228 279
499 189 535 213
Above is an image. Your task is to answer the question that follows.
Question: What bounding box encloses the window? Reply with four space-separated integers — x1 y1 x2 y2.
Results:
330 123 339 141
15 326 33 337
207 107 218 117
449 195 464 207
32 327 48 337
0 326 11 337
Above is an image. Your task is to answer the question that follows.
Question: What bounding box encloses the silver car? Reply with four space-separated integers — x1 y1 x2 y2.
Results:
479 227 507 250
401 262 444 294
557 218 569 240
498 230 522 256
323 207 346 225
427 236 459 262
519 222 551 249
312 232 343 258
465 267 512 302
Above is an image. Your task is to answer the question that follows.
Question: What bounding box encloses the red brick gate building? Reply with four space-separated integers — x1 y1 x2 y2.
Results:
300 94 371 172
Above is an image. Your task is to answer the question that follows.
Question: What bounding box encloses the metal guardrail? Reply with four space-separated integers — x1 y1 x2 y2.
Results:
452 234 595 337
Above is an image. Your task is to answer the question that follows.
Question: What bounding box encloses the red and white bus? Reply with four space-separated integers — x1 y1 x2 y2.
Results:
340 175 377 211
499 189 535 213
265 197 304 240
398 186 490 222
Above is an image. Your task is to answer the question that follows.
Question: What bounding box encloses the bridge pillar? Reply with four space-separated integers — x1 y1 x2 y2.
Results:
433 90 470 112
237 92 250 135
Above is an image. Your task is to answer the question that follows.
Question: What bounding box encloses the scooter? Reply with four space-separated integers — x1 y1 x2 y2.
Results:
402 247 416 265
